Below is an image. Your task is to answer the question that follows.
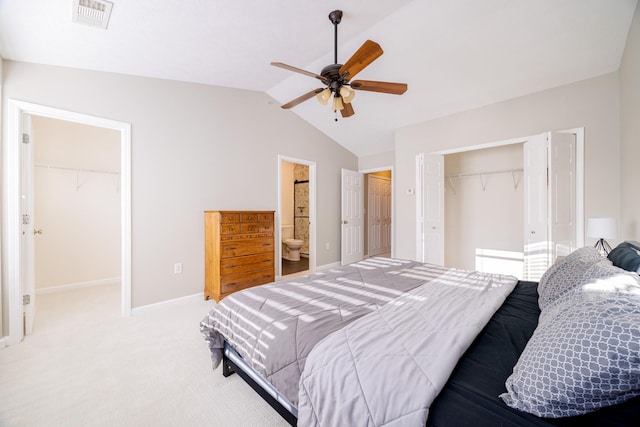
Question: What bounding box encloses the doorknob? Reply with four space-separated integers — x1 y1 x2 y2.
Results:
34 229 43 235
342 220 348 224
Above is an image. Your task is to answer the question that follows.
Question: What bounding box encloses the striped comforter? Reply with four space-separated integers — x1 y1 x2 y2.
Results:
200 258 517 425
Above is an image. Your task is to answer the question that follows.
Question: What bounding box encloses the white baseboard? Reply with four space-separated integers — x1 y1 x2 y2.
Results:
36 277 121 295
132 292 205 314
316 261 342 271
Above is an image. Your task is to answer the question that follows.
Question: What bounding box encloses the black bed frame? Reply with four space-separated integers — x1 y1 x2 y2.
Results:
222 342 297 426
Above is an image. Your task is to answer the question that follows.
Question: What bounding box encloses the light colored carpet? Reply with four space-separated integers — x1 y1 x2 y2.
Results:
0 284 290 427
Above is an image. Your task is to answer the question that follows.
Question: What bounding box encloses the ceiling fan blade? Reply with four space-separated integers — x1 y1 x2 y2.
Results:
280 88 324 109
351 80 408 95
341 102 355 118
271 62 328 84
339 40 383 80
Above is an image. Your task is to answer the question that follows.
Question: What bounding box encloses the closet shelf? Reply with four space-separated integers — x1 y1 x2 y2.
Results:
445 168 523 193
35 163 120 175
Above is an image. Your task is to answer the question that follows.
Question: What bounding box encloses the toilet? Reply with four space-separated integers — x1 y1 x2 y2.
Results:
282 225 304 261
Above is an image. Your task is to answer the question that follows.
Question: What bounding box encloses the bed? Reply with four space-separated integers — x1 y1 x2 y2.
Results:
201 247 640 426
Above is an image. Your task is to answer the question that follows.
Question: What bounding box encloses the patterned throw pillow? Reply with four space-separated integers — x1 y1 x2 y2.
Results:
537 246 607 311
501 265 640 417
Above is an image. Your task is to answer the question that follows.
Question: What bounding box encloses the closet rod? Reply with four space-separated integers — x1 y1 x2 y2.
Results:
35 163 120 175
445 168 523 179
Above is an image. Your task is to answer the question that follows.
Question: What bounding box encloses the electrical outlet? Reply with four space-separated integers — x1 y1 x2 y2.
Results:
325 242 330 250
174 263 183 274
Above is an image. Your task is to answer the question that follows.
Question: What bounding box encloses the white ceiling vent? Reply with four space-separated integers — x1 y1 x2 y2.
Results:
72 0 113 29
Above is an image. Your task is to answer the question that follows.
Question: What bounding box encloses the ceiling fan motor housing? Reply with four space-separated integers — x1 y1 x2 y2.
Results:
271 8 407 116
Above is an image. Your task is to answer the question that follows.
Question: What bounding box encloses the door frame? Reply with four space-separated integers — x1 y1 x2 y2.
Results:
428 127 584 264
277 155 316 278
361 166 395 258
2 99 132 347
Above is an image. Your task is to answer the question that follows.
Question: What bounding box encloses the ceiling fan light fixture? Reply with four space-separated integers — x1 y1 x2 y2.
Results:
339 86 355 103
316 88 332 105
332 95 344 111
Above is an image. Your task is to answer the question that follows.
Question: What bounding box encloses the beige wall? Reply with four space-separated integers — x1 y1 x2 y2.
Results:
359 150 394 171
32 116 120 289
395 72 621 261
620 4 640 240
1 61 357 307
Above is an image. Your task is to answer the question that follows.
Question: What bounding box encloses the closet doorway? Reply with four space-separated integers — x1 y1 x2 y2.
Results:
417 129 584 281
278 156 316 278
3 99 131 347
30 115 121 333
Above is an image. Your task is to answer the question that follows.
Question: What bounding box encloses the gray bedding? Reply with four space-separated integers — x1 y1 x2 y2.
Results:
200 257 517 425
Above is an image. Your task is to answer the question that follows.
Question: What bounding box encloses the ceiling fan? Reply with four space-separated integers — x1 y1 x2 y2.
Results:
271 10 408 119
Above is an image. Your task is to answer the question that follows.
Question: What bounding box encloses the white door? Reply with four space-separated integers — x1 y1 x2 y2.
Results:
548 131 576 259
380 176 392 255
523 133 549 281
341 169 364 265
523 132 576 281
21 113 36 335
423 154 445 265
367 175 392 257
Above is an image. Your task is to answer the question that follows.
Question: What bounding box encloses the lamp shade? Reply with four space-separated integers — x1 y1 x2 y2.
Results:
315 88 331 106
587 217 617 239
331 95 344 111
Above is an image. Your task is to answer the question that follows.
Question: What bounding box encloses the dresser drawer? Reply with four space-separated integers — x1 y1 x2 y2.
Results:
260 224 273 233
241 213 259 223
258 212 274 223
220 224 241 235
220 253 273 275
220 213 240 224
221 268 274 294
220 237 273 258
241 223 260 234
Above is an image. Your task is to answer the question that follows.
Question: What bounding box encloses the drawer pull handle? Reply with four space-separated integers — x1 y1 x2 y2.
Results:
225 247 236 251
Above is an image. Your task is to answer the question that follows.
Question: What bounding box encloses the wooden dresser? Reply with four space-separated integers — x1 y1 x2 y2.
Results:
204 210 275 301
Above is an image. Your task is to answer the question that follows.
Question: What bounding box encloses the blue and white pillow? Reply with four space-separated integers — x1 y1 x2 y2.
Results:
501 252 640 418
501 290 640 417
500 248 640 418
537 246 607 311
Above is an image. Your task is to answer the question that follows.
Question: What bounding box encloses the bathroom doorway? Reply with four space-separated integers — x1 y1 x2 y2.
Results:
278 156 316 278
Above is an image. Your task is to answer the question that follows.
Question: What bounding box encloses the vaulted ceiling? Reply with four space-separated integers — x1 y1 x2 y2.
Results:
0 0 637 157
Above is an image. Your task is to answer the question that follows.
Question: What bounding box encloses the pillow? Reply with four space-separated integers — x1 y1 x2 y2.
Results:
608 242 640 273
501 266 640 418
537 246 608 311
